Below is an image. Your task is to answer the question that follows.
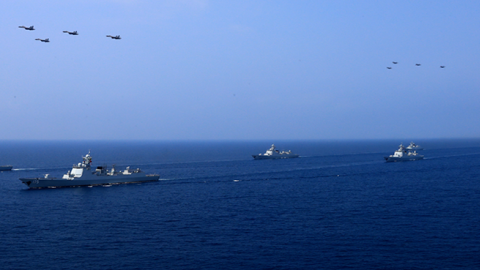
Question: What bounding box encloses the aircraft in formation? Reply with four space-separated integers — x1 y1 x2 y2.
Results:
19 25 35 30
35 38 49 43
19 25 121 42
63 31 78 35
20 26 448 71
106 35 121 39
387 62 445 69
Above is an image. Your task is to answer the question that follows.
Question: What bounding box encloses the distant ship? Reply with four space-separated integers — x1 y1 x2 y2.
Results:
385 144 424 162
0 165 13 171
253 144 299 160
406 142 423 150
19 151 159 189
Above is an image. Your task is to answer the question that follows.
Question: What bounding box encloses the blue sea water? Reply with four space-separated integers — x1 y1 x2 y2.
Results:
1 139 480 269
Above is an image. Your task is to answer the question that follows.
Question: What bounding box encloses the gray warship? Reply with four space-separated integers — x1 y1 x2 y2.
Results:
384 144 424 162
19 151 159 189
253 144 299 160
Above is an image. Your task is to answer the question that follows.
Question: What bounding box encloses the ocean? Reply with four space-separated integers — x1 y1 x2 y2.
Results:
1 139 480 269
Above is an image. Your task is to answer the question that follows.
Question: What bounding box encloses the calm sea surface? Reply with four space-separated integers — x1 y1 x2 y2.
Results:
1 139 480 269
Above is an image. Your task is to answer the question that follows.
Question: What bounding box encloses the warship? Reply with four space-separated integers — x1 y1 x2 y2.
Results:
19 151 159 189
385 144 424 162
0 165 13 171
253 144 299 160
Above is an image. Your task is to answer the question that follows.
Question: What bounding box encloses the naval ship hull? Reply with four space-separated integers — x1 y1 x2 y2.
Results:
0 165 13 171
384 156 424 162
252 154 299 160
19 175 160 189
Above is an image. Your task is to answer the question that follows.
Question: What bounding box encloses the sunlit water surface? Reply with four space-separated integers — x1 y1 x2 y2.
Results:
1 139 480 269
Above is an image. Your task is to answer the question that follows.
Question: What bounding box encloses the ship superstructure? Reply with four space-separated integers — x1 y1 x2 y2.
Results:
406 142 424 150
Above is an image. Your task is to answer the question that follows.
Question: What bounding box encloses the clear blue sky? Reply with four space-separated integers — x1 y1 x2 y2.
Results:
1 0 479 140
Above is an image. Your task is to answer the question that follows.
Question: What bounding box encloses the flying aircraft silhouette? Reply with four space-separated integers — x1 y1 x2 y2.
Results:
35 38 49 43
63 31 78 35
416 64 421 66
440 66 445 68
392 62 398 64
19 25 35 30
387 67 392 69
106 35 121 39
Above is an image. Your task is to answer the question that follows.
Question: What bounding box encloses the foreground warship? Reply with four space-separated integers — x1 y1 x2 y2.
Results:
385 143 424 162
253 144 299 160
19 152 159 189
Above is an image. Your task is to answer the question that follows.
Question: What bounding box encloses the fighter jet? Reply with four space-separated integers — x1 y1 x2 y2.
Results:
392 62 398 64
19 25 35 30
387 67 392 69
416 64 421 66
440 66 445 68
35 38 49 43
63 31 78 35
106 35 121 39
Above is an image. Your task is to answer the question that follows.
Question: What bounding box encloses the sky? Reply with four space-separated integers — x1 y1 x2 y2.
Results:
1 0 479 140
